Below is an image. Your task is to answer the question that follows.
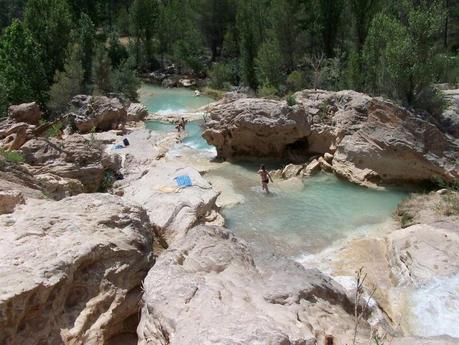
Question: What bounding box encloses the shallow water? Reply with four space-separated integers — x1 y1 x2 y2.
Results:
139 86 459 338
139 83 213 114
209 162 406 256
144 120 217 154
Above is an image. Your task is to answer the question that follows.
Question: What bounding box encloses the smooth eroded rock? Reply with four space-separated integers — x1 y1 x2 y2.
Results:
70 95 127 133
203 98 310 160
0 193 155 345
8 102 42 125
138 225 370 345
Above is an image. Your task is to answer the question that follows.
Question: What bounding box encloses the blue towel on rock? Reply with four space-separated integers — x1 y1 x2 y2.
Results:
175 175 192 187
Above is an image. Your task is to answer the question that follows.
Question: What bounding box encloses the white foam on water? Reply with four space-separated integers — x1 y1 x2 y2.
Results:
408 274 459 338
155 108 188 116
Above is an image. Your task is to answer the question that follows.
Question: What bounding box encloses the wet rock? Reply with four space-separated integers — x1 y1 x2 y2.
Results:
178 78 195 87
70 95 127 133
162 78 178 88
127 103 148 122
318 156 333 172
324 152 333 163
0 190 25 214
303 159 321 177
8 102 42 125
282 163 305 179
0 194 155 345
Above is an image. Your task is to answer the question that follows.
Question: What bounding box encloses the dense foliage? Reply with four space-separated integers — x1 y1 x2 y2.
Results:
0 0 458 117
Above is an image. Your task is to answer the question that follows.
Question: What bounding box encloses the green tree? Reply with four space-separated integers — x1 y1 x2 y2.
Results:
363 0 445 107
236 0 269 89
129 0 159 70
255 38 284 90
77 13 96 87
48 44 84 114
112 58 141 101
108 31 129 69
92 44 113 95
24 0 73 83
173 24 204 73
0 0 27 31
270 0 304 73
318 0 345 57
198 0 236 61
0 20 48 115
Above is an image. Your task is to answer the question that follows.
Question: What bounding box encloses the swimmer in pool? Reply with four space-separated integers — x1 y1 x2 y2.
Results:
258 164 273 194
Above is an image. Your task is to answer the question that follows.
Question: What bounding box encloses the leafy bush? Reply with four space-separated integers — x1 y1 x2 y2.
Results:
413 87 448 119
0 149 25 164
286 94 297 106
286 70 305 92
433 54 459 86
209 63 233 89
112 58 141 101
45 122 63 138
257 83 277 98
100 169 116 192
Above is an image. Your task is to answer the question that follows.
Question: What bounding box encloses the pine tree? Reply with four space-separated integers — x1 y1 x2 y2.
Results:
92 44 113 95
77 13 96 87
363 0 445 107
112 57 141 101
0 20 48 115
318 0 345 57
24 0 73 83
48 44 84 114
236 0 269 89
255 38 284 90
199 0 236 61
270 0 304 73
129 0 159 70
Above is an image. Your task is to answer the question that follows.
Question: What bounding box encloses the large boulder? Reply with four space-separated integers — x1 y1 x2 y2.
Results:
127 103 148 122
296 90 459 186
122 162 219 242
8 102 42 125
202 98 310 160
70 95 127 133
204 90 459 186
0 193 155 345
137 225 370 345
20 134 121 195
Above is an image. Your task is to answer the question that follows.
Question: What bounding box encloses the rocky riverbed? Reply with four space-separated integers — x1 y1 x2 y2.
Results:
0 89 458 345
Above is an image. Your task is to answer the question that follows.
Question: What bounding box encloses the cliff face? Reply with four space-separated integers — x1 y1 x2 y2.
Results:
203 90 459 187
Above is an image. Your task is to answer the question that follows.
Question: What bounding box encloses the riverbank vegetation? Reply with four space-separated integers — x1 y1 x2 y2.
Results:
0 0 458 117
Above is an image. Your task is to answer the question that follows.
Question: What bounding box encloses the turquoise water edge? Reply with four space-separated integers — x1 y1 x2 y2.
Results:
141 84 406 256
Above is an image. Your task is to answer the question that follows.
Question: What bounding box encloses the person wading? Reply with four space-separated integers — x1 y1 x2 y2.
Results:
258 164 273 194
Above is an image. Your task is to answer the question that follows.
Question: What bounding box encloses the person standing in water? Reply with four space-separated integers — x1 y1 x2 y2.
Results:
258 164 273 193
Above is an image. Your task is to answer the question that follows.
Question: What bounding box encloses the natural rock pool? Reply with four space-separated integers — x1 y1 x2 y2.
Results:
139 84 214 114
140 85 459 339
142 85 406 257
